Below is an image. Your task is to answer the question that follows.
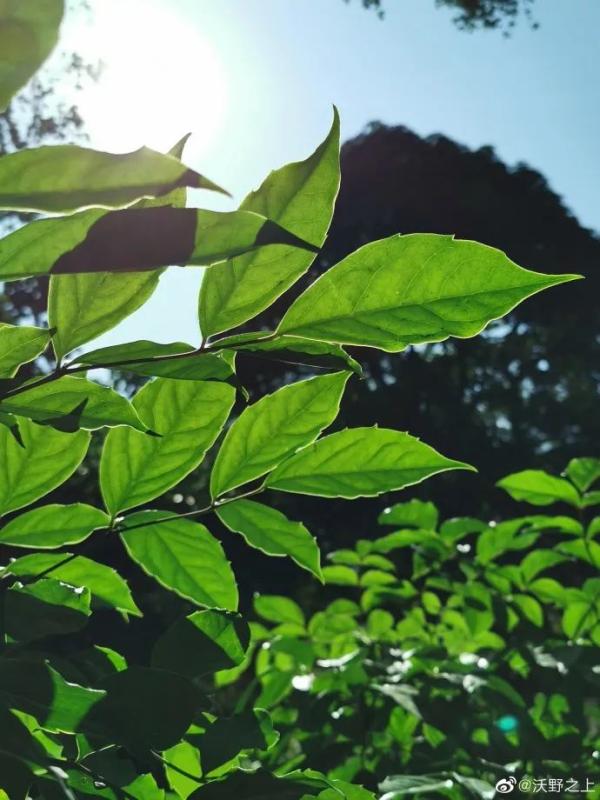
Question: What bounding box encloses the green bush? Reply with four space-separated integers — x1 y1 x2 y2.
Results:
0 5 583 798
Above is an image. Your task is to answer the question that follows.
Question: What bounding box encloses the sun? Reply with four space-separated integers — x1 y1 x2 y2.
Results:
72 0 228 156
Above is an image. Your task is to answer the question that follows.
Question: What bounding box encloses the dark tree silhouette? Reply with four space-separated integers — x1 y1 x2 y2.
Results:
351 0 538 31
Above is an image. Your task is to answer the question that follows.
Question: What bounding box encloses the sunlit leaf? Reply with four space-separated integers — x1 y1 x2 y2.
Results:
0 417 89 516
101 378 234 515
217 499 322 579
378 498 439 529
497 470 581 507
210 372 349 498
0 503 108 548
199 108 340 336
566 457 600 493
253 595 305 627
277 233 579 351
0 324 51 377
267 427 473 498
0 0 64 111
0 144 225 213
121 512 238 610
0 376 150 431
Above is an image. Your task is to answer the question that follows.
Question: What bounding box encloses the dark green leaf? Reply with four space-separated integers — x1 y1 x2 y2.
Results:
121 512 238 610
193 709 278 775
0 503 108 548
0 0 64 111
199 109 340 336
266 427 473 498
152 610 250 678
217 499 322 579
101 378 234 515
210 372 349 498
0 417 89 516
5 578 91 641
278 233 579 351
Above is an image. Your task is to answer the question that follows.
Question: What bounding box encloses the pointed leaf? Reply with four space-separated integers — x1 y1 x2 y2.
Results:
78 340 235 381
120 512 238 610
566 457 600 493
0 0 64 111
254 595 305 626
0 503 108 548
0 144 225 213
5 578 91 641
101 378 234 515
0 417 89 516
199 109 340 336
217 499 322 579
152 609 250 678
278 233 579 351
497 470 581 507
378 499 439 529
0 376 150 431
0 324 50 377
266 427 473 498
210 372 349 498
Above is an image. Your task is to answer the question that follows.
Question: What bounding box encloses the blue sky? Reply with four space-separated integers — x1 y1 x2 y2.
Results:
69 0 600 349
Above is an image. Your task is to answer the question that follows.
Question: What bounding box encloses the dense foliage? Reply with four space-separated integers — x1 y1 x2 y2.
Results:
0 4 587 799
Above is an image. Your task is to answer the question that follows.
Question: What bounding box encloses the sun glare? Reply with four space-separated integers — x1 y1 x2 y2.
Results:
74 0 228 156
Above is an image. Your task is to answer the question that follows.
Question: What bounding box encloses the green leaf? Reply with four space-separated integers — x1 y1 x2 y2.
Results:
164 741 202 800
210 372 349 498
519 550 567 583
378 774 455 796
4 578 91 641
0 417 89 516
511 593 543 627
88 666 201 753
266 427 473 498
78 340 236 381
0 0 64 111
582 490 600 508
0 503 108 548
497 470 581 507
0 659 104 733
187 768 332 800
565 457 600 492
277 233 579 351
0 411 24 447
0 144 225 213
378 499 439 529
321 565 359 586
0 207 315 281
120 512 238 610
254 595 305 627
199 109 340 336
557 539 600 567
219 331 362 377
217 499 322 579
439 516 487 541
0 376 150 432
562 601 595 639
48 271 162 360
4 552 142 617
100 378 234 515
152 610 250 678
193 709 279 775
0 324 50 377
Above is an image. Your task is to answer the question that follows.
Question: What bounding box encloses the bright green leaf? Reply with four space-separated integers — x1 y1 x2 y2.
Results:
378 499 439 529
277 233 579 351
562 601 595 639
120 512 238 610
512 593 543 627
101 378 235 515
266 427 473 498
0 324 50 377
210 372 349 498
497 470 581 507
199 109 340 336
0 503 108 548
254 595 305 627
217 499 322 579
0 144 225 213
322 565 359 586
565 457 600 493
520 550 567 583
0 417 89 516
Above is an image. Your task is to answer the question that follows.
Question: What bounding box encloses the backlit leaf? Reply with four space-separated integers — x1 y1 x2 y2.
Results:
0 324 51 377
0 417 89 516
378 499 439 530
199 108 340 336
267 427 473 498
497 470 581 507
277 233 579 351
253 595 305 627
101 378 235 515
566 457 600 493
217 499 322 579
0 503 108 548
210 372 349 498
121 512 238 610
